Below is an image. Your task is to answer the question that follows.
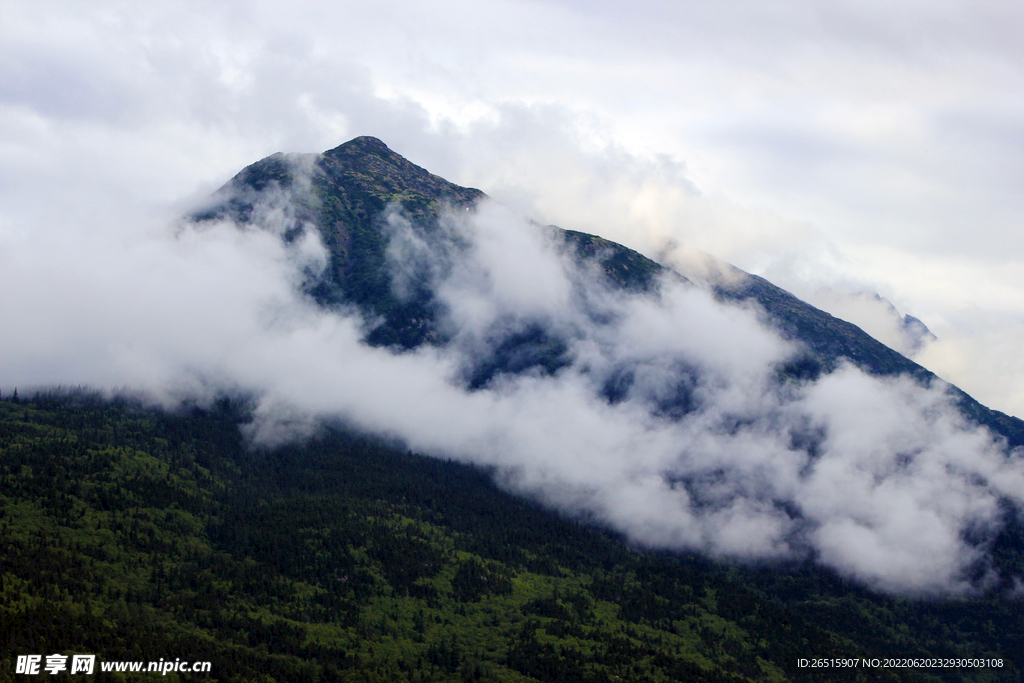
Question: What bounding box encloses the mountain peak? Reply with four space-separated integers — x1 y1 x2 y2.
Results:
323 135 393 159
318 136 486 210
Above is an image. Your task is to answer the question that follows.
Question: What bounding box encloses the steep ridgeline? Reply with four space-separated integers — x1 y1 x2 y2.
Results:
195 137 665 349
195 137 481 348
194 136 1024 448
713 266 1024 448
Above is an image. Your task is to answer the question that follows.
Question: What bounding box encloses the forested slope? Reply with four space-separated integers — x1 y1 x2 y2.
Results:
1 393 1020 682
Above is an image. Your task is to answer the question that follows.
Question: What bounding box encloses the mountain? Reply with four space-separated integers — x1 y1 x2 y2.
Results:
4 137 1024 682
195 137 663 349
193 136 1024 596
903 314 938 355
196 136 1024 448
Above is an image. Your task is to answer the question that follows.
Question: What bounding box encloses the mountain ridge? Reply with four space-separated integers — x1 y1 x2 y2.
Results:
196 136 1024 447
4 137 1024 682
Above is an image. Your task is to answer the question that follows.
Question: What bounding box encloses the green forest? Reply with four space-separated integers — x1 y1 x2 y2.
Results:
1 391 1021 682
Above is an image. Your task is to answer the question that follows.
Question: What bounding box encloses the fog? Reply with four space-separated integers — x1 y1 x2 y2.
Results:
5 171 1022 597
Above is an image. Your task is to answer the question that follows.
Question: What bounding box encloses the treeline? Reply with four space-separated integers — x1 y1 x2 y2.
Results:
1 392 1021 682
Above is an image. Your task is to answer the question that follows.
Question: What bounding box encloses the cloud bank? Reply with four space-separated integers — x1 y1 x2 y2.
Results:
5 176 1022 597
4 0 1024 596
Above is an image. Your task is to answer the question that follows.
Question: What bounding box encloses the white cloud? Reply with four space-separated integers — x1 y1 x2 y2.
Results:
4 0 1024 594
12 185 1021 594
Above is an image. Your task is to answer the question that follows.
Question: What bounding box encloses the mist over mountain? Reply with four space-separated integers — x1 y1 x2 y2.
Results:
170 136 1024 596
799 288 938 359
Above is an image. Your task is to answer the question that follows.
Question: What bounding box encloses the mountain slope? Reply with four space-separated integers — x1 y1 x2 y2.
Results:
187 136 1024 606
713 269 1024 448
196 136 1024 448
6 137 1024 682
2 392 1019 682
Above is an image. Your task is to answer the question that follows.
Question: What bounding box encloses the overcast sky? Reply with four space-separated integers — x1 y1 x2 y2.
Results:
3 0 1023 416
5 0 1024 594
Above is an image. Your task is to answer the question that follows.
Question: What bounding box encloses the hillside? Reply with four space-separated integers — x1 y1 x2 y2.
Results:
2 392 1021 682
196 136 1024 448
5 136 1024 681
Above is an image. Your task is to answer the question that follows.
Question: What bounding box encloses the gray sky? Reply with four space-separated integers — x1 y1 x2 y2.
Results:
3 1 1024 592
2 0 1023 419
5 0 1021 418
